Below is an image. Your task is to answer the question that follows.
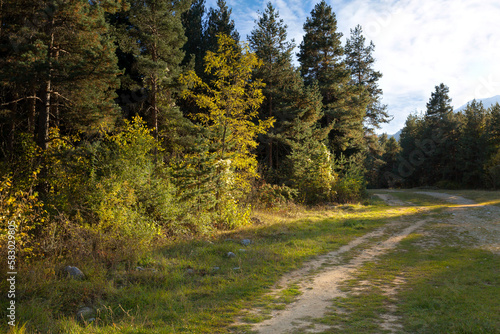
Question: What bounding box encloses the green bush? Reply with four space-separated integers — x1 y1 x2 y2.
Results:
257 183 299 208
288 143 336 204
83 117 181 263
332 174 366 203
332 154 367 204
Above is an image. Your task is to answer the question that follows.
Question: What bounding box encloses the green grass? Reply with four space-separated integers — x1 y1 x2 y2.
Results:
313 209 500 334
3 201 415 334
5 190 499 333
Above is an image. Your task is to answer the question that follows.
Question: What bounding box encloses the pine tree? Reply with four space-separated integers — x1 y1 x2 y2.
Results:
345 25 390 131
487 103 500 151
378 136 401 188
420 83 456 185
248 2 298 172
205 0 239 52
126 0 189 147
426 83 453 117
0 0 122 150
181 0 206 76
457 100 488 186
398 113 424 187
485 103 500 188
297 0 365 157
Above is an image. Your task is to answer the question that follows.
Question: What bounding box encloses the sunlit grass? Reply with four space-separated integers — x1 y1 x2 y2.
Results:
6 190 499 333
4 200 418 334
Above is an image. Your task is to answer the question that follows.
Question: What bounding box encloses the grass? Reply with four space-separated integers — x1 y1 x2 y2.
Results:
2 201 416 334
312 192 500 334
4 190 499 333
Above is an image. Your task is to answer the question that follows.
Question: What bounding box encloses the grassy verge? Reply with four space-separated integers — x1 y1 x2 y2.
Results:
2 201 417 334
314 193 500 334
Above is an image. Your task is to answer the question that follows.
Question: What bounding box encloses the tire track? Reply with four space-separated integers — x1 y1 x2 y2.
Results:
250 201 427 334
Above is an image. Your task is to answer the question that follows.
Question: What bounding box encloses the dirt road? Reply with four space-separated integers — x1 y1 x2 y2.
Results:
243 191 499 334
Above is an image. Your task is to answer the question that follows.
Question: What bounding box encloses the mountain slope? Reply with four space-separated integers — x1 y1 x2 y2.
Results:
455 95 500 112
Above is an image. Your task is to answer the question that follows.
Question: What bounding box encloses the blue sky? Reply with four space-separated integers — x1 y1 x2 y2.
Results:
206 0 500 134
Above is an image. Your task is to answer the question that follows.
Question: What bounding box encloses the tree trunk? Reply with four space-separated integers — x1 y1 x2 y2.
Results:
151 44 159 162
28 89 36 134
267 95 273 169
38 21 54 150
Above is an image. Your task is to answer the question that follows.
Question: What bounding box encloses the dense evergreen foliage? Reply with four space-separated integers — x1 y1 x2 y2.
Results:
372 84 500 189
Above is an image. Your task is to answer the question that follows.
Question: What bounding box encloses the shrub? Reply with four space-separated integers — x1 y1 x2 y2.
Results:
256 183 299 208
0 176 47 263
288 143 337 204
332 174 366 203
332 154 367 204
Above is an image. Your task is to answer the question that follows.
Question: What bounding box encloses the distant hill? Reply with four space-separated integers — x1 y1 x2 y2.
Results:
389 129 402 141
455 95 500 112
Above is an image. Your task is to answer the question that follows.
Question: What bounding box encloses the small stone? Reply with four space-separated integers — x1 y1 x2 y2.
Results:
212 267 220 271
65 266 85 280
186 268 195 275
136 266 145 271
233 267 241 271
238 249 246 252
250 217 262 225
227 252 236 258
76 307 94 321
241 239 251 246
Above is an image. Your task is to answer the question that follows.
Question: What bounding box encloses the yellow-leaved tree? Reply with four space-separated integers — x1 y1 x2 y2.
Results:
180 34 274 227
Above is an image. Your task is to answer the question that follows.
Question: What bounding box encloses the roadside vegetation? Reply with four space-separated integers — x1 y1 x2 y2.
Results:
2 201 400 333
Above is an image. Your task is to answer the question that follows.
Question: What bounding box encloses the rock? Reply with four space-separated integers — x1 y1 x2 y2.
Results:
233 267 241 271
238 249 246 252
212 267 220 271
227 252 236 258
136 266 145 271
241 239 251 246
64 266 85 280
250 217 262 225
186 268 195 275
76 306 94 322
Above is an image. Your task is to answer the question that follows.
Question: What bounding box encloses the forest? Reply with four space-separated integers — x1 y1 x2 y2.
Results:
1 0 499 285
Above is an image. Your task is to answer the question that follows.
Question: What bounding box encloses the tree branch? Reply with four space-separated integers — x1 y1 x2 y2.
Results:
0 96 43 106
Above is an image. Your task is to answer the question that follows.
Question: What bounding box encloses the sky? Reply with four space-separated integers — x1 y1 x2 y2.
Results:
205 0 500 134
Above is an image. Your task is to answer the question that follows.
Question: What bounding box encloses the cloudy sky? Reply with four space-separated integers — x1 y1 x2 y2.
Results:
205 0 500 134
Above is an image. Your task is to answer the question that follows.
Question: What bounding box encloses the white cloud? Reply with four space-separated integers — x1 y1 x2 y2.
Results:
205 0 500 134
335 0 500 134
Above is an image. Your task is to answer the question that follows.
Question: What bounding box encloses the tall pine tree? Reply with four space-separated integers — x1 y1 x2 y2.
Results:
0 0 122 150
248 2 297 172
125 0 189 146
297 0 365 157
181 0 205 76
205 0 239 52
345 25 390 132
426 83 453 117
